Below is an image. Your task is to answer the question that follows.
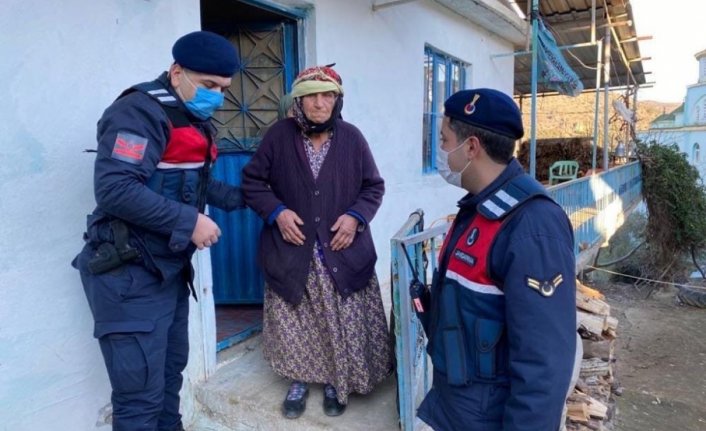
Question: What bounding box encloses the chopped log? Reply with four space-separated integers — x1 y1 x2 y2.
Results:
567 402 590 423
580 358 611 379
576 289 611 316
582 339 614 360
577 280 606 300
567 281 616 430
578 310 607 337
586 419 605 430
569 391 609 419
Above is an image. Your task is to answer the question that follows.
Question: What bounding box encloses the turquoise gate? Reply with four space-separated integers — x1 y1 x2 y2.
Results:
390 161 642 430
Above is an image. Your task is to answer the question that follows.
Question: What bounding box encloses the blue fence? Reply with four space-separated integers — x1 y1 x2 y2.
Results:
547 161 642 255
390 162 642 430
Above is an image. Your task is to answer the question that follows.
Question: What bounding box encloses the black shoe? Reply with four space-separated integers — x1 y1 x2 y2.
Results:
282 381 309 419
323 384 346 417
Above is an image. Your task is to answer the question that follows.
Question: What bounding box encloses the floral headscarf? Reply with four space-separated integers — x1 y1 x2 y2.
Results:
290 65 344 134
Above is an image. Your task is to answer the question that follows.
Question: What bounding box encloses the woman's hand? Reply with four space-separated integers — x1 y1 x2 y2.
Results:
276 209 306 245
330 214 359 251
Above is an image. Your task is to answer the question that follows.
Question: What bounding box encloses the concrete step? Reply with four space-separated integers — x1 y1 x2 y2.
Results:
191 335 400 431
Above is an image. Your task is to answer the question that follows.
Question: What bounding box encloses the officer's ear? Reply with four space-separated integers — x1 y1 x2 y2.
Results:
169 63 184 89
464 136 482 160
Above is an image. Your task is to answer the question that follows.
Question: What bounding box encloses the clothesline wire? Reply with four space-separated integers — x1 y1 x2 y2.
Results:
585 266 706 291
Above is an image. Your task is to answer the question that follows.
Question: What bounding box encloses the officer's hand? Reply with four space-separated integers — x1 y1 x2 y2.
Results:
191 213 221 250
276 209 306 246
330 214 358 251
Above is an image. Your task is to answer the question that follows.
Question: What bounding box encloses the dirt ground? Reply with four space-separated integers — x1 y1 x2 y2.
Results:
595 280 706 431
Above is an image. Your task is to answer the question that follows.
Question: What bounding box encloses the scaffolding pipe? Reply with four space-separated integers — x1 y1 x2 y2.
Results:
491 41 597 59
603 0 637 86
592 40 603 171
530 0 539 178
603 27 611 170
514 83 653 99
591 0 596 43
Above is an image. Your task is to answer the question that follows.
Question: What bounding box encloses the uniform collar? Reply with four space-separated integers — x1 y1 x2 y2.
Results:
156 72 206 124
458 158 524 209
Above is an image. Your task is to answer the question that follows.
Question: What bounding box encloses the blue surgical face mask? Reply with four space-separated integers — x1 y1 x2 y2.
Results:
181 72 225 120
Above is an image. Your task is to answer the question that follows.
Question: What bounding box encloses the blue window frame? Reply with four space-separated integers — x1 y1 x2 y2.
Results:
423 46 468 173
693 142 701 163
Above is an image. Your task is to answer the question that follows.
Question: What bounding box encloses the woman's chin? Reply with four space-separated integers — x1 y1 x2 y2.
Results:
308 116 330 124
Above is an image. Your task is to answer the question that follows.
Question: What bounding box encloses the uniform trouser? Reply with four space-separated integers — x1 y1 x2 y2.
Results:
78 256 189 431
417 370 509 431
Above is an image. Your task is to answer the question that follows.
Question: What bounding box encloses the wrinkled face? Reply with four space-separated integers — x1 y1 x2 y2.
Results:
300 91 337 124
440 117 470 172
170 64 231 101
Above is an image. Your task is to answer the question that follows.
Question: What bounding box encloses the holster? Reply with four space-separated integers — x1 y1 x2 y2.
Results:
87 220 140 274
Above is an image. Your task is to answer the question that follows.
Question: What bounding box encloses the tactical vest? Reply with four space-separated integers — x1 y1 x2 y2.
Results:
122 79 217 212
429 174 551 386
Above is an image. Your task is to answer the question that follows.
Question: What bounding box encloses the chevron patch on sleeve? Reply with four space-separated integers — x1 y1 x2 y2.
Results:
526 274 563 297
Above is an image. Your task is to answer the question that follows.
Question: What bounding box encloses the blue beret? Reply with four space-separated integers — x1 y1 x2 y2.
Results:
172 31 239 77
444 88 524 140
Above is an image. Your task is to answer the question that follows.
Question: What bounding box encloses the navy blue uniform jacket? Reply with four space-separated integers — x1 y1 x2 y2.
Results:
419 159 577 431
79 73 243 282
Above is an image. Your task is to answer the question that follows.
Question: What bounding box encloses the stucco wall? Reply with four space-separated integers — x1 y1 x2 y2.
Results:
306 0 516 277
0 1 206 429
0 0 517 429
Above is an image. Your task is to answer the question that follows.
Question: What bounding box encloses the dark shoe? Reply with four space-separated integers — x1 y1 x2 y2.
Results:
323 384 346 417
282 381 309 419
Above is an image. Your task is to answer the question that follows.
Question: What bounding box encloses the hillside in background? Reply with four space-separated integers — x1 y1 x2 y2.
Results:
516 92 681 146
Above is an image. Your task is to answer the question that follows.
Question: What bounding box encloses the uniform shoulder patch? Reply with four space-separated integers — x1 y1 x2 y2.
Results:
526 274 563 297
111 132 148 165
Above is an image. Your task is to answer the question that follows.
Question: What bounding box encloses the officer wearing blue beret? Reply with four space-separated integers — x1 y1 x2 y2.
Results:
417 88 579 431
72 31 244 431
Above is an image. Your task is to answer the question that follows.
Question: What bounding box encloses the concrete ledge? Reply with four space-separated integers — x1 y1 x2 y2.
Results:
191 336 399 431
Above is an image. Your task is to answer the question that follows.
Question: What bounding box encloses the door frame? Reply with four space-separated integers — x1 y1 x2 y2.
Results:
195 0 309 378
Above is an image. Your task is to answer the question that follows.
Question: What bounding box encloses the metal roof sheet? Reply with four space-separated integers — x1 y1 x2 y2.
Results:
512 0 648 96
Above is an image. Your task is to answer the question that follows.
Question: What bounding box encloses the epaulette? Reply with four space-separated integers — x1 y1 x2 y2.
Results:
477 174 551 220
131 82 179 108
118 80 190 127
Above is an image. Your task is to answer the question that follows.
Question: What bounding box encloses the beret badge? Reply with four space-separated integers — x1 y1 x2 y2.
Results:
463 94 481 115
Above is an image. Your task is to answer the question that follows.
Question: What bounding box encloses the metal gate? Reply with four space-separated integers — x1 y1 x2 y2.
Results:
390 210 451 430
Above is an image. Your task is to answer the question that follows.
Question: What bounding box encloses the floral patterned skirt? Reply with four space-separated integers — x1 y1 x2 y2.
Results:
262 246 393 404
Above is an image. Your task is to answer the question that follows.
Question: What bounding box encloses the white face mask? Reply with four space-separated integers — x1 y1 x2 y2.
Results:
436 138 471 188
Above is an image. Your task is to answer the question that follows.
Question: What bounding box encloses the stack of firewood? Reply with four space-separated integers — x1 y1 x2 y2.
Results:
517 137 604 182
565 280 618 431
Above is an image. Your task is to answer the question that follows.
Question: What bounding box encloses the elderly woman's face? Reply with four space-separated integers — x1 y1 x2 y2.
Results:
301 91 337 124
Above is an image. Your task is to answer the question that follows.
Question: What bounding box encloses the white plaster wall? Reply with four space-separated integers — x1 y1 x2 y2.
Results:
0 1 207 429
305 0 517 278
0 0 519 428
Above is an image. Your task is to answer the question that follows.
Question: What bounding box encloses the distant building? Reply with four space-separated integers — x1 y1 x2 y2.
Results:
638 49 706 179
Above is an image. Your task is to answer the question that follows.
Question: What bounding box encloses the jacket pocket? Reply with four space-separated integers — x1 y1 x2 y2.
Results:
475 318 504 379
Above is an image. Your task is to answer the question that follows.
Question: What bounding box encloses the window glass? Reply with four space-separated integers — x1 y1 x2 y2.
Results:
422 47 469 173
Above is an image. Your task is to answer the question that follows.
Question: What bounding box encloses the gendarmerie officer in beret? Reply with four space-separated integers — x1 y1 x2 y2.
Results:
416 88 579 431
72 31 244 431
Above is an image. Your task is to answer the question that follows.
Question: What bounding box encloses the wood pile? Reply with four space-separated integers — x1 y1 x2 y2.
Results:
565 280 619 431
517 137 604 183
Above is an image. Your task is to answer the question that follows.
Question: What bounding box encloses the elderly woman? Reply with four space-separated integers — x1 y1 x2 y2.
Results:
242 65 392 419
